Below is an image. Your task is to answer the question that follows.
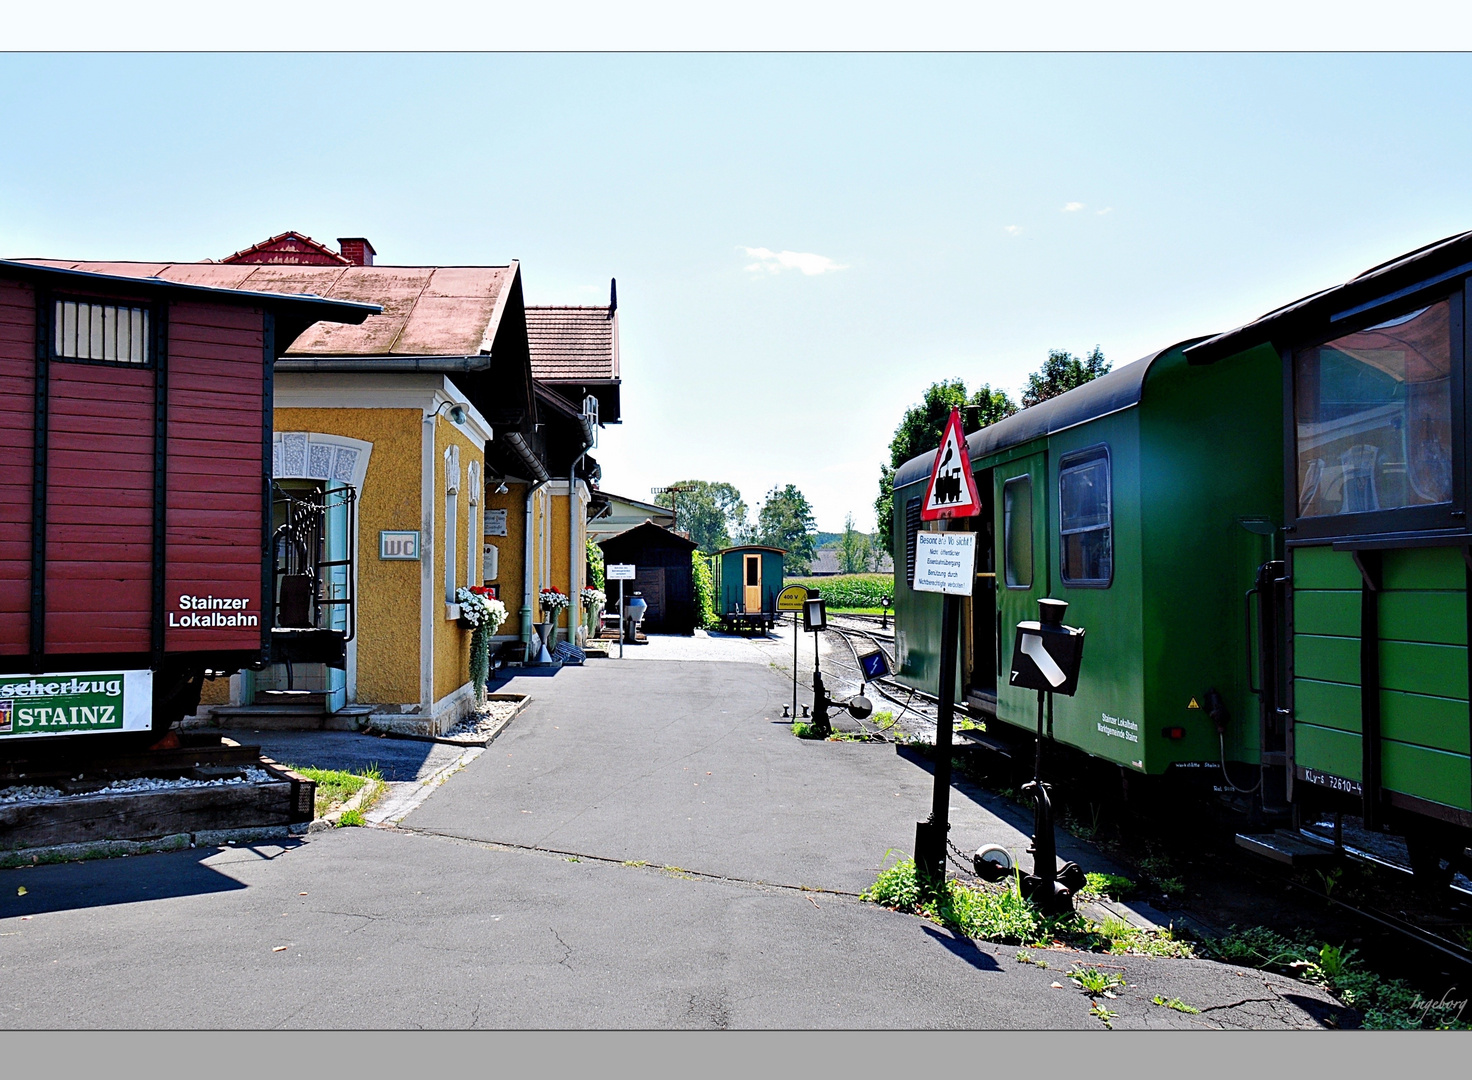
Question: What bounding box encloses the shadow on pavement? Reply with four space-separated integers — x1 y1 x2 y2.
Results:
922 924 1002 971
251 730 445 782
0 842 284 916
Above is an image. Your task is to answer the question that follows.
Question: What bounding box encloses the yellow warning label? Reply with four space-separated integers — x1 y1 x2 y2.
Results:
1187 697 1200 710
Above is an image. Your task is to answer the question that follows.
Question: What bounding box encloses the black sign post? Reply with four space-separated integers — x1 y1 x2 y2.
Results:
1005 597 1087 913
911 408 984 898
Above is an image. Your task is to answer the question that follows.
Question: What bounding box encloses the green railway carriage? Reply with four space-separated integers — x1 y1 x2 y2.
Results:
713 545 785 616
892 339 1285 778
1187 230 1472 869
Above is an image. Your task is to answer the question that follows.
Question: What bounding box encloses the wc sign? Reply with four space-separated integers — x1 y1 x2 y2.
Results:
380 531 421 561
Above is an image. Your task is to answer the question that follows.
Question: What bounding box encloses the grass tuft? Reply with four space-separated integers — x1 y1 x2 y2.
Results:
1153 995 1200 1014
1206 926 1470 1030
336 808 365 827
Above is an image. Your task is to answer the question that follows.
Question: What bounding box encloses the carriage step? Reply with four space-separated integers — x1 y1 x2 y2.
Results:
1235 829 1337 866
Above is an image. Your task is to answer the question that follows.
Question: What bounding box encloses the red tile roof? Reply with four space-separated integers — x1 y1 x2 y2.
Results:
526 305 619 383
21 259 517 357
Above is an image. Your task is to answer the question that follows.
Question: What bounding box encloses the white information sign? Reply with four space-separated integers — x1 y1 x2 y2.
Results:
484 508 508 537
607 563 636 581
912 532 976 596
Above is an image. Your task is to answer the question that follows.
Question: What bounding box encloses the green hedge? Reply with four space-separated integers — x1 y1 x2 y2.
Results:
693 552 717 629
784 573 894 610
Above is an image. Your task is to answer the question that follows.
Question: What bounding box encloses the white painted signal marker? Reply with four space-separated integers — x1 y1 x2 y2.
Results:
1020 632 1067 688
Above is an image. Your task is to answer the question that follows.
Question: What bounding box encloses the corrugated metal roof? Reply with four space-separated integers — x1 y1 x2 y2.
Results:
526 305 618 382
1186 229 1472 364
16 259 515 357
892 342 1197 490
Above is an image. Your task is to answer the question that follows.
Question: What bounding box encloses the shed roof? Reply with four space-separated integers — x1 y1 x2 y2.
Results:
893 341 1200 490
0 259 377 349
17 258 516 358
1185 229 1472 365
598 520 699 553
714 545 786 556
526 305 619 382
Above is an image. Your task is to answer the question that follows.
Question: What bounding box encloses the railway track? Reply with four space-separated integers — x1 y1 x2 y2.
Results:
814 614 1472 971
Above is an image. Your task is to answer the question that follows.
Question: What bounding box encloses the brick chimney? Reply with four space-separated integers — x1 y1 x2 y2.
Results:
337 237 376 266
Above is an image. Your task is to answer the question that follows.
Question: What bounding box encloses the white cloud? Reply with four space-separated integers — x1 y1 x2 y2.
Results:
742 246 848 275
1002 225 1023 235
1062 201 1085 212
1096 207 1114 215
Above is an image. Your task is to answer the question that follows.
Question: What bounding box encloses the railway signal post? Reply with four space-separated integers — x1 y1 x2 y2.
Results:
1005 598 1087 913
911 408 983 896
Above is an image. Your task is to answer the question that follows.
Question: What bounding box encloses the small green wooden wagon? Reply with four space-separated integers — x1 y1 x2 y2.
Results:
713 545 785 632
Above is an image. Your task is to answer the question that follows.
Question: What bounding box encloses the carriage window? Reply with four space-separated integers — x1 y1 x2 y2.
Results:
1003 475 1033 588
1294 299 1453 518
1059 448 1112 586
53 299 150 365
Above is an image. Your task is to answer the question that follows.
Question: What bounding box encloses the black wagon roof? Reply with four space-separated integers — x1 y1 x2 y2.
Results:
714 545 786 556
893 342 1197 490
1184 229 1472 365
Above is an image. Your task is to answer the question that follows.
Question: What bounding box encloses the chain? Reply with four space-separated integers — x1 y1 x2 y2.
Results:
945 834 979 879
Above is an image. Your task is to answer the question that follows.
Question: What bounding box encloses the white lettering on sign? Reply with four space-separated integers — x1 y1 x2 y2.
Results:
1097 712 1140 744
607 564 636 581
169 594 259 628
912 532 976 596
380 531 421 561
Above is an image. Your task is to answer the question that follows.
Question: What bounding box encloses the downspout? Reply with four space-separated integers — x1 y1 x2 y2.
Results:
569 463 580 643
523 477 549 661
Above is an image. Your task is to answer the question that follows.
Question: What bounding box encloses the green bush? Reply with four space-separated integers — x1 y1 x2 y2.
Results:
784 573 894 611
586 538 605 590
692 552 717 629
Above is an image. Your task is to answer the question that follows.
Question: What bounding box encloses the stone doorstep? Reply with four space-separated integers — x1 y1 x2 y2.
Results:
389 693 530 748
0 825 302 869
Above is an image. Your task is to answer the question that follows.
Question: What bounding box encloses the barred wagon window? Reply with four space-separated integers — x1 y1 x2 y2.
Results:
54 299 150 365
904 497 922 586
1058 446 1112 587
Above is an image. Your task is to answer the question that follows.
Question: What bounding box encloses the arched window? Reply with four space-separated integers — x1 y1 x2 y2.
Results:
445 445 461 604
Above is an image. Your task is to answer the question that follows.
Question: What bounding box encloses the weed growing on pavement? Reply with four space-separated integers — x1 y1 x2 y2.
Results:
1068 966 1125 995
1079 873 1135 900
791 722 817 739
1015 950 1049 968
862 854 1195 957
337 809 365 827
621 859 650 868
1206 926 1470 1030
1088 1001 1116 1028
1153 995 1199 1014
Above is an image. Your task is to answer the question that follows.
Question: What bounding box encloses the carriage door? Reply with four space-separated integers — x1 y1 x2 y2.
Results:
995 453 1050 726
966 468 998 710
743 554 762 613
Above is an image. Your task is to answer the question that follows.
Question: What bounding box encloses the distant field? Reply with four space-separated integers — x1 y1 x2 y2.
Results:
783 573 894 611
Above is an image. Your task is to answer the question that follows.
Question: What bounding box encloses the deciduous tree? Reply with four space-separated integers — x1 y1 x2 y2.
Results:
755 484 818 573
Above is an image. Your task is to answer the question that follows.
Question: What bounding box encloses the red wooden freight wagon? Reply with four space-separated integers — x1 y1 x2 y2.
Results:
0 260 375 747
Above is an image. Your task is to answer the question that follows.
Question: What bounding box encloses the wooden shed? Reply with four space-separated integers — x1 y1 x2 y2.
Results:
714 545 785 616
598 522 699 635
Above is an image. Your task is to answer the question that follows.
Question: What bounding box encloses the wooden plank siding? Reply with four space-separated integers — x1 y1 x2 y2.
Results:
1292 545 1472 812
163 300 266 654
0 280 34 654
0 280 270 663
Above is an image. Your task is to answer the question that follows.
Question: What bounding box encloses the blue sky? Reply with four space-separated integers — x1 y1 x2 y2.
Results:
5 53 1472 532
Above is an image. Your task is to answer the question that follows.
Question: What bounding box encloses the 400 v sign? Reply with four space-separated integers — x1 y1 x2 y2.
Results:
0 669 153 739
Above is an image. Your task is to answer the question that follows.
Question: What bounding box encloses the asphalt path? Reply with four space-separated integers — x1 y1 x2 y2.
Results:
0 652 1343 1028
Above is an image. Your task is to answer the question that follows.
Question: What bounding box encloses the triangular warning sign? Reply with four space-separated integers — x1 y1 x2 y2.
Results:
920 408 982 521
1187 698 1201 709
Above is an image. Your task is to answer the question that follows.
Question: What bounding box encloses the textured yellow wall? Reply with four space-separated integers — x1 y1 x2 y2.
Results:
432 416 485 703
275 406 423 706
200 677 231 705
485 482 527 638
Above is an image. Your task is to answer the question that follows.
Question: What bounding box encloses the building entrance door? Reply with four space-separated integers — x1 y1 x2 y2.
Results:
743 554 762 613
